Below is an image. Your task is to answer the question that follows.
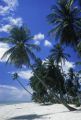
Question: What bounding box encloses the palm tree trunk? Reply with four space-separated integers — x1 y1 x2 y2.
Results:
59 62 77 111
30 64 49 90
50 90 76 111
17 79 33 96
17 79 43 103
30 64 77 111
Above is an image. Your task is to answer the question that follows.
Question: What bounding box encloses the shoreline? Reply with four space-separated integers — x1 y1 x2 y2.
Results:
0 101 31 106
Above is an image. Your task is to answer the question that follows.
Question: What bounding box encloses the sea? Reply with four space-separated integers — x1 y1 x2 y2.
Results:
0 101 31 106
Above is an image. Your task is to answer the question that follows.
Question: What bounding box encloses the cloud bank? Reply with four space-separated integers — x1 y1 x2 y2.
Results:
0 0 23 33
0 84 32 102
0 0 18 16
0 42 10 62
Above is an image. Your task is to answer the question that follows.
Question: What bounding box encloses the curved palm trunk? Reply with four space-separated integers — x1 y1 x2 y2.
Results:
30 64 77 111
59 62 76 111
16 79 43 103
60 63 70 103
52 92 77 111
17 79 32 96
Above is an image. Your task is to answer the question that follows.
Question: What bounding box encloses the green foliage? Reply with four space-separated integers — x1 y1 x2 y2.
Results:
65 68 79 97
75 98 80 107
30 59 48 103
47 0 81 47
0 26 40 68
50 44 70 65
0 0 81 110
12 72 19 80
30 58 65 103
66 0 74 8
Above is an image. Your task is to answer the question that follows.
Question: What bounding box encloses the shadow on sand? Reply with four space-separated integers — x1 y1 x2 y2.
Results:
7 114 49 120
7 110 73 120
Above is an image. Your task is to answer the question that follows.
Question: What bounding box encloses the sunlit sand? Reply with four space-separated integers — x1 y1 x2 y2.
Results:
0 102 81 120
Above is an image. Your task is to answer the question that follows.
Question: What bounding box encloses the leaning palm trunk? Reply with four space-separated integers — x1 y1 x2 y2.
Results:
30 64 77 111
60 63 77 111
16 79 33 96
17 79 44 103
49 89 77 111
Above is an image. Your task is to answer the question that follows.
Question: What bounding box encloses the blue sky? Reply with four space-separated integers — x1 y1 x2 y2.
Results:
0 0 80 102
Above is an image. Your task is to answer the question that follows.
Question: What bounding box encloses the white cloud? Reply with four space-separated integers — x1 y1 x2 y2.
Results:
0 42 10 62
8 17 23 26
9 70 33 80
18 70 33 80
0 24 12 32
44 40 52 47
0 0 18 16
0 17 23 33
33 33 45 45
62 60 75 73
43 59 75 74
33 33 44 40
34 41 40 45
0 0 23 33
0 84 32 102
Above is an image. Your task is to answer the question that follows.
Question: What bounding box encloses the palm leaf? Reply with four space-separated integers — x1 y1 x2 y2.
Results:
26 44 41 51
0 38 14 44
0 25 40 68
47 0 81 47
66 0 74 8
1 46 16 60
25 47 37 61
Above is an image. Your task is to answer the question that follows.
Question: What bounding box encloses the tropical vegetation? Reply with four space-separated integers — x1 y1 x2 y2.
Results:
1 0 81 111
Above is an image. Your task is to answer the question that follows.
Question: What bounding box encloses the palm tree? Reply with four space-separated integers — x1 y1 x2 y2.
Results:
12 72 32 95
44 57 66 94
47 0 81 47
65 68 80 103
50 44 70 72
0 26 49 90
1 26 40 68
66 68 76 96
30 57 65 103
42 57 77 111
30 59 48 103
0 26 76 111
68 68 75 80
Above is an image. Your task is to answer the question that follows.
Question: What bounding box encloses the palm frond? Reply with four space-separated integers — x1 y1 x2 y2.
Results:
25 47 37 61
26 44 41 51
47 0 81 47
66 0 74 8
0 38 14 44
1 46 16 60
0 25 40 68
50 44 70 65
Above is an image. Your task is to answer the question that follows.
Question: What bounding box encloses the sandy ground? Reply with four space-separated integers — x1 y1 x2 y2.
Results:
0 102 81 120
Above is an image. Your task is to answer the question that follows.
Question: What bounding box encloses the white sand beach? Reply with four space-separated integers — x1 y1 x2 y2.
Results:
0 102 81 120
